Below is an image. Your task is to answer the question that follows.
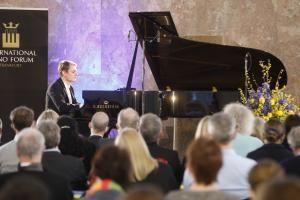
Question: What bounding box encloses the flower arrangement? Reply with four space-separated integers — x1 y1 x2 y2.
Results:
239 60 298 121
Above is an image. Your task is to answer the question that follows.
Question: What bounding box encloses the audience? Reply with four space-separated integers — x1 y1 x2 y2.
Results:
36 109 59 126
119 186 163 200
183 112 256 199
248 159 285 200
139 113 183 183
281 126 300 176
194 115 211 139
247 118 294 162
0 128 73 200
0 118 2 146
2 103 300 200
166 137 238 200
223 103 263 157
0 106 35 174
254 177 300 200
57 115 95 173
117 108 139 131
37 120 87 190
0 175 50 200
115 128 178 193
251 117 265 141
85 145 131 200
283 114 300 151
88 111 113 148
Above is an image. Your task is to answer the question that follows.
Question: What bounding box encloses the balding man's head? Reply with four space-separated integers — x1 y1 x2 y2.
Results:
16 128 45 162
90 112 109 134
117 108 139 130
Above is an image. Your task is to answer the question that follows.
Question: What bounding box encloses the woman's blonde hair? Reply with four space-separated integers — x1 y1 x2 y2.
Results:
194 115 211 139
115 128 158 181
36 109 59 126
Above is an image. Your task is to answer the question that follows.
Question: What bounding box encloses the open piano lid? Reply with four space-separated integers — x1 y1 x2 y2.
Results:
129 11 287 91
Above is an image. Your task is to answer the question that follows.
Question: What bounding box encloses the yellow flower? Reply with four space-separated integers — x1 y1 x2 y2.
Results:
250 98 255 104
270 99 276 105
276 110 284 117
267 113 273 118
259 97 265 104
288 111 295 115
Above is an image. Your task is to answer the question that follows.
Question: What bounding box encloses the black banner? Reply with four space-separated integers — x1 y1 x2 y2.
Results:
0 8 48 142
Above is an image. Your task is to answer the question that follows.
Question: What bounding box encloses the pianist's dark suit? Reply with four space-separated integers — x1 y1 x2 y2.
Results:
46 78 78 115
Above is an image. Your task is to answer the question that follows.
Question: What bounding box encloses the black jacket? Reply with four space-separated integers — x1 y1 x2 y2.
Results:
45 78 78 115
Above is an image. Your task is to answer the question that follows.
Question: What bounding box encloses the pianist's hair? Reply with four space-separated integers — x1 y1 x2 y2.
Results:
58 60 77 77
115 128 158 181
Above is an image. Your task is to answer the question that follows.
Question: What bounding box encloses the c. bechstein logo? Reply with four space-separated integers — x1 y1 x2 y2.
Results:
2 22 20 48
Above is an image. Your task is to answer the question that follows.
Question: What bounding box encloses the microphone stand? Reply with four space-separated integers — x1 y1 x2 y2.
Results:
244 52 251 99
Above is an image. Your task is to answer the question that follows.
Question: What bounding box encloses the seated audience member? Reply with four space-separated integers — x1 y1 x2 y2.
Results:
139 113 183 183
37 120 87 190
251 117 265 141
115 128 178 193
248 159 285 200
85 145 131 200
0 118 2 146
255 177 300 200
0 174 50 200
117 108 139 130
0 106 34 174
183 112 256 199
283 114 300 151
36 109 59 126
281 126 300 176
224 103 263 157
57 115 95 173
0 128 73 200
119 186 163 200
166 138 238 200
247 119 294 162
194 115 211 139
88 112 113 148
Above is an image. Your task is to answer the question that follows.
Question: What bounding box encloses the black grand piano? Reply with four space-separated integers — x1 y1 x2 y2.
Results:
79 11 287 133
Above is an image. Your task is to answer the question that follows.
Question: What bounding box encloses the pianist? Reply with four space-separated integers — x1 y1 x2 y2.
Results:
45 60 79 115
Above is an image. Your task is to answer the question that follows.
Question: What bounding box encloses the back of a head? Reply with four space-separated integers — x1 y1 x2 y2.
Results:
194 115 211 139
36 109 59 126
252 117 265 140
37 120 61 149
248 159 284 193
139 113 162 143
0 175 50 200
120 187 163 200
284 114 300 135
0 118 2 130
115 128 157 181
92 145 131 188
223 102 254 135
255 177 300 200
91 111 109 132
287 126 300 150
264 118 285 143
187 137 222 185
208 112 236 144
10 106 34 132
16 128 45 158
117 108 139 130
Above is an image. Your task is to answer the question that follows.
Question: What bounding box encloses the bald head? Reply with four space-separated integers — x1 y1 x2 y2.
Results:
117 108 139 130
91 112 109 134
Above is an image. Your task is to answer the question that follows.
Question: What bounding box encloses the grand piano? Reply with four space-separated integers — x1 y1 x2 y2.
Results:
79 12 287 133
